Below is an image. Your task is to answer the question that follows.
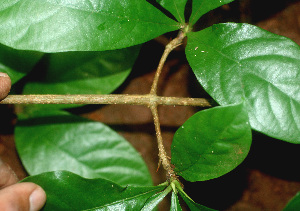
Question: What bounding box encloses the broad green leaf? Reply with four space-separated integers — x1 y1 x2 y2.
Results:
22 46 140 109
157 0 188 24
0 0 180 52
283 192 300 211
170 191 183 211
177 186 216 211
15 110 152 187
189 0 235 26
0 43 43 84
22 171 167 211
186 23 300 143
171 102 252 181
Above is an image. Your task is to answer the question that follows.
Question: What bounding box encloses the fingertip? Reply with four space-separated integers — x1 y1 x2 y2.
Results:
0 182 46 211
0 72 11 100
0 72 9 78
29 184 47 211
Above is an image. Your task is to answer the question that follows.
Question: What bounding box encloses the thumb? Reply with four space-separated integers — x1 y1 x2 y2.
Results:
0 73 11 100
0 182 46 211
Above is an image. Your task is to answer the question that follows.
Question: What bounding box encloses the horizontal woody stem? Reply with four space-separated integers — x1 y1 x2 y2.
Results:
0 94 211 107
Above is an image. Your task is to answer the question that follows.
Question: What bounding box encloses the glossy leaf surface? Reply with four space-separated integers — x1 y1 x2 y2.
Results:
141 185 172 210
22 171 166 211
22 46 139 109
189 0 235 26
171 103 252 181
15 110 152 186
0 0 180 52
170 191 183 211
283 192 300 211
157 0 187 24
186 23 300 143
0 44 43 84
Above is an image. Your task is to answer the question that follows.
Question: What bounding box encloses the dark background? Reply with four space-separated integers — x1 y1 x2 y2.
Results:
1 0 300 210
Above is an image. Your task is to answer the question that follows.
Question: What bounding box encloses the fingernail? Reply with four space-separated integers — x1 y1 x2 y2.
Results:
29 186 46 211
0 72 9 77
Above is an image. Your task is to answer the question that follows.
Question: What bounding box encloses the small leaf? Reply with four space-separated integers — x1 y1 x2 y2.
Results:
283 192 300 211
141 185 173 211
0 43 43 84
22 46 140 109
189 0 235 26
157 0 188 24
186 23 300 143
15 110 152 187
170 191 183 211
171 102 252 181
22 171 167 211
0 0 180 52
177 186 216 211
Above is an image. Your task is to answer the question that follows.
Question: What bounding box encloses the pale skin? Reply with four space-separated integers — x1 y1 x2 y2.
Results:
0 72 46 211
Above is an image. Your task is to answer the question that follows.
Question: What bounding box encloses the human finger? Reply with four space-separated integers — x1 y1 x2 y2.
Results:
0 73 11 100
0 182 46 211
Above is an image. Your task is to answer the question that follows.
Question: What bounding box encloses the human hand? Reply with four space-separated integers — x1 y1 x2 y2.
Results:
0 159 46 210
0 72 46 210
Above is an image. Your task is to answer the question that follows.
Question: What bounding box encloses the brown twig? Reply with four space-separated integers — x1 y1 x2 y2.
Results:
0 94 211 107
150 104 177 181
149 30 188 181
150 31 186 95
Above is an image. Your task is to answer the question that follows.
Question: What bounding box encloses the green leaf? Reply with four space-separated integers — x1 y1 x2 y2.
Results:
22 46 140 109
141 185 172 211
15 110 152 187
189 0 235 26
176 186 216 211
22 171 167 211
170 191 183 211
0 43 43 84
0 0 180 52
157 0 187 24
171 102 252 181
179 193 216 211
283 192 300 211
186 23 300 143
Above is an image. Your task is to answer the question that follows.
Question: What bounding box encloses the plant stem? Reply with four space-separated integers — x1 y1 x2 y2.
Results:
0 94 211 107
149 30 187 182
150 30 186 95
150 104 177 181
0 29 197 183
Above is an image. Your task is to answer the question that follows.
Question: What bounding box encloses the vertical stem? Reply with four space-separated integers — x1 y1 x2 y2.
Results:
149 30 186 181
149 47 171 95
150 104 177 181
150 31 186 96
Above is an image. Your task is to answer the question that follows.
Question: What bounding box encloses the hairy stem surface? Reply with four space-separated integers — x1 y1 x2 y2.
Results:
150 104 177 181
0 94 210 107
150 31 186 95
149 31 187 181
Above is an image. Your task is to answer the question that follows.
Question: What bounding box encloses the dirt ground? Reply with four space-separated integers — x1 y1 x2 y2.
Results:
0 0 300 210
